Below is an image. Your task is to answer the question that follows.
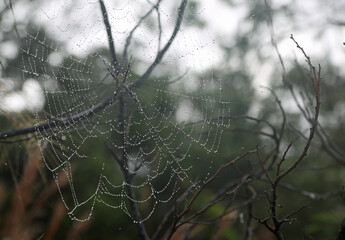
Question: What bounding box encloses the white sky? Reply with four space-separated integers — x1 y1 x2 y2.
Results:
30 0 345 76
1 0 345 112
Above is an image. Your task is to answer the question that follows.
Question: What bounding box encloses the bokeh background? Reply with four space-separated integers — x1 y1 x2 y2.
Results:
0 0 345 239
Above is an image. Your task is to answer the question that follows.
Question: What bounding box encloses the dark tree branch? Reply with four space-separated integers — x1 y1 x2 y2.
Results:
1 0 128 142
165 148 260 240
0 87 120 140
255 34 321 240
5 0 20 38
179 175 250 226
159 68 189 86
129 0 188 90
0 134 37 143
155 3 163 52
99 0 119 70
337 218 345 240
151 181 198 240
122 0 162 62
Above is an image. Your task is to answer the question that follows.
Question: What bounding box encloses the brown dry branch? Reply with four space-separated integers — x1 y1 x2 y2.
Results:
151 181 200 240
165 148 260 240
254 35 321 240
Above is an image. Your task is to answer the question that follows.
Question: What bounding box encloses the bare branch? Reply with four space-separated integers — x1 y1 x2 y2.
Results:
164 148 260 240
177 149 258 219
278 37 321 181
159 68 189 86
0 86 120 140
179 175 250 226
5 0 20 38
123 0 162 62
99 0 119 70
337 218 345 240
130 0 188 90
278 182 343 200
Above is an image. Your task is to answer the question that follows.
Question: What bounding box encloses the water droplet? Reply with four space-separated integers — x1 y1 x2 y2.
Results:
309 193 316 199
239 212 244 223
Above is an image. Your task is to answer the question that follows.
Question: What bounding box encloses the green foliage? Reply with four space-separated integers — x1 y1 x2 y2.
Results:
1 0 345 239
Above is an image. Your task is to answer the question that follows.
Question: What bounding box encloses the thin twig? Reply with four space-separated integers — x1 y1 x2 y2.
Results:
99 0 119 70
130 0 188 90
6 0 20 38
123 0 162 62
159 68 189 86
165 148 260 239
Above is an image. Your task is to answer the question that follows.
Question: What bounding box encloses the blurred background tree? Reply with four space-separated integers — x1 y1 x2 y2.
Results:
0 0 344 239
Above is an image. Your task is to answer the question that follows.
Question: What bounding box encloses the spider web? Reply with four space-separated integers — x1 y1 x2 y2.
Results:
10 0 231 223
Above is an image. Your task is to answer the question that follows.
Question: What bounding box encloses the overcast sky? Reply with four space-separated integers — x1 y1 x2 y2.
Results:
1 0 344 112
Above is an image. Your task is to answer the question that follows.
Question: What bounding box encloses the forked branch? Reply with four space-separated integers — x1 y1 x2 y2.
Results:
256 35 321 240
130 0 188 90
165 148 260 240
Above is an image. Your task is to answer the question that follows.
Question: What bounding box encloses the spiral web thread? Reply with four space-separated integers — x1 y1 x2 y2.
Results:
13 0 232 223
